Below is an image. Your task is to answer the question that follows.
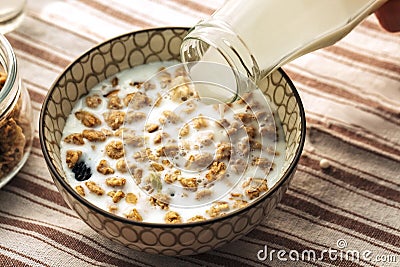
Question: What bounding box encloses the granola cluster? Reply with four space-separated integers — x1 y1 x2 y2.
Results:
61 62 282 224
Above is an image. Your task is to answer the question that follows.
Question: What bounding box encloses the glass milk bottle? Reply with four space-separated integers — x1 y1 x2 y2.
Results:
181 0 387 100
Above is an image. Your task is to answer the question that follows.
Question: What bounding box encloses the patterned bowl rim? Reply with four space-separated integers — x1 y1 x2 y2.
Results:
39 26 306 228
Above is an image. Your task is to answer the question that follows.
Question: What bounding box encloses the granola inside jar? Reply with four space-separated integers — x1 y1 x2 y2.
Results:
0 33 33 187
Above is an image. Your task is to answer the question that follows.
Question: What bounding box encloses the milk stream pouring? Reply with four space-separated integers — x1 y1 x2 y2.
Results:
180 0 388 102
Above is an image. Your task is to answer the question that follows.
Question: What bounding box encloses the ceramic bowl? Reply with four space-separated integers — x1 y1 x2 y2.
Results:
39 27 305 256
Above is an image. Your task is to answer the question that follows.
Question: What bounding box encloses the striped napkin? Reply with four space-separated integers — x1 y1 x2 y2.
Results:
1 1 399 266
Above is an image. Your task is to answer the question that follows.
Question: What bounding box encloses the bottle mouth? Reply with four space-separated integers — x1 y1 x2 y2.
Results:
180 19 260 103
0 34 18 117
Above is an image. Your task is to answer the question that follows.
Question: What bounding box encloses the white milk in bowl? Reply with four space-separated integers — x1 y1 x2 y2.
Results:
60 61 286 224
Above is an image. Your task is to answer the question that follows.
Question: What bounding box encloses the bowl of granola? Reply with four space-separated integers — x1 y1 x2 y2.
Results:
39 27 305 256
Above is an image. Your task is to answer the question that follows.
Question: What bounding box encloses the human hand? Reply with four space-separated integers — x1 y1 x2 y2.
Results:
375 0 400 32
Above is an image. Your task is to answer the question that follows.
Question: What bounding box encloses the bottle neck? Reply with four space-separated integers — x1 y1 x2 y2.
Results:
180 19 260 102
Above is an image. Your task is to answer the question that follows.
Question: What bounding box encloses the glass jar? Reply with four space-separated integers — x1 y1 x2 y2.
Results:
0 33 33 188
181 0 387 98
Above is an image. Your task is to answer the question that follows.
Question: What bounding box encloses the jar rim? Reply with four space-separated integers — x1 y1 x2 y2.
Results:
0 33 17 104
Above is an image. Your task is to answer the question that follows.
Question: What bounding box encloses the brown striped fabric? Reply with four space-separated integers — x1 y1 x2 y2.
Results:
0 1 399 266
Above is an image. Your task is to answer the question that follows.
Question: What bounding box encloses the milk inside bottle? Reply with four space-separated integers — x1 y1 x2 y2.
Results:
181 0 387 101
